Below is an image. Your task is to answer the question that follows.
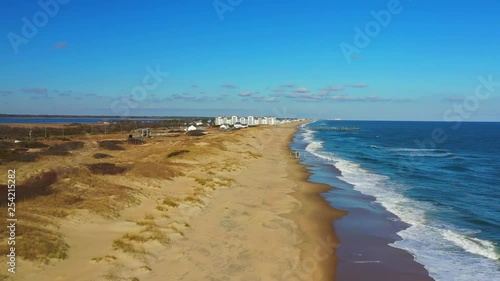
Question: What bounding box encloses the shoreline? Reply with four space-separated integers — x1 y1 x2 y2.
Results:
282 125 347 280
283 160 347 280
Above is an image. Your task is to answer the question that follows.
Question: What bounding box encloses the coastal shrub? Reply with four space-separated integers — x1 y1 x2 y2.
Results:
50 137 72 141
127 138 145 145
167 150 189 158
186 130 205 136
98 140 125 150
19 141 49 149
42 141 84 155
0 149 39 163
93 153 113 159
0 141 13 149
86 163 127 175
0 171 57 206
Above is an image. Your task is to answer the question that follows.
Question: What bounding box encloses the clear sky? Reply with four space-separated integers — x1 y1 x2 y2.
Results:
1 0 499 120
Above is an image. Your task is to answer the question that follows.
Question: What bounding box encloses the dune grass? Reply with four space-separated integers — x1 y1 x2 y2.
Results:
245 150 263 159
0 166 139 264
162 196 179 208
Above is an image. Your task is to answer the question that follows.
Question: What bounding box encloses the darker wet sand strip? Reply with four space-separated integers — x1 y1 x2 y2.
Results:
283 127 347 281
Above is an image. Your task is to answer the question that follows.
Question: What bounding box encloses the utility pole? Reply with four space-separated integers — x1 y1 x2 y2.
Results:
44 127 47 138
29 128 32 142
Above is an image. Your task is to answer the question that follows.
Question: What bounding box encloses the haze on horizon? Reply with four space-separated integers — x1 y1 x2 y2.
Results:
1 0 499 121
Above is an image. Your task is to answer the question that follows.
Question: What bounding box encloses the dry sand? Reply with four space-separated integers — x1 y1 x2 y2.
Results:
1 123 344 281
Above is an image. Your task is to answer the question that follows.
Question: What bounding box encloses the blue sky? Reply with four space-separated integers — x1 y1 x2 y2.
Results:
1 0 499 120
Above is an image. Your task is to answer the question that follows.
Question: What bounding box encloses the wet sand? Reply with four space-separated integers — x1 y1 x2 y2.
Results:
298 147 435 281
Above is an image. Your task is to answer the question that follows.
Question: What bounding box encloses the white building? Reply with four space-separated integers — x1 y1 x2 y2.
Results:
187 125 197 131
231 116 238 125
247 116 255 126
215 116 224 125
214 115 278 127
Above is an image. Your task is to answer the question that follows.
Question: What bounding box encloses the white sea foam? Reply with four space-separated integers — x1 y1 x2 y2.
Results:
302 128 316 143
441 229 499 260
305 141 324 153
300 133 500 281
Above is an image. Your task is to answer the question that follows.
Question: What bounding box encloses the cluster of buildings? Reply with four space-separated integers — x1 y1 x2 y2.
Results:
214 116 278 126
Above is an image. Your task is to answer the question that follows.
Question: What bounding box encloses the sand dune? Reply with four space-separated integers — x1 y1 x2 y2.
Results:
1 123 344 281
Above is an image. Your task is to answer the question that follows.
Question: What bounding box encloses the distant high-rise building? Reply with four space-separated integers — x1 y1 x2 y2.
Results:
247 116 255 126
214 115 278 127
231 116 238 125
215 116 224 125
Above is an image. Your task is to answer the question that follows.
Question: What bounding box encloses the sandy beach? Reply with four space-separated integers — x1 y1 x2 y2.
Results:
0 123 344 281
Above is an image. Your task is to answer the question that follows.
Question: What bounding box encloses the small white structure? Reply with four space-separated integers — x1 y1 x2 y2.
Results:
187 125 197 131
220 124 229 130
131 128 152 138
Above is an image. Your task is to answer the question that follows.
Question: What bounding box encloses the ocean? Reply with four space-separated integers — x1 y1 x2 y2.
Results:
291 120 500 281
